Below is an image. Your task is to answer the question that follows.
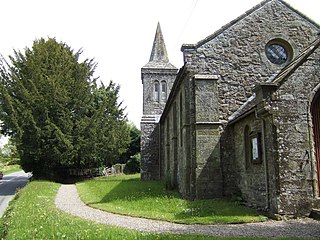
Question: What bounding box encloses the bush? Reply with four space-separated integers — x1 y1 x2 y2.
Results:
0 157 20 167
124 154 140 174
165 172 176 190
5 158 20 166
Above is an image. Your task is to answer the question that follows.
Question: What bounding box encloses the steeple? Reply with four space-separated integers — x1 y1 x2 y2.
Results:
140 23 178 181
150 22 169 62
143 22 176 69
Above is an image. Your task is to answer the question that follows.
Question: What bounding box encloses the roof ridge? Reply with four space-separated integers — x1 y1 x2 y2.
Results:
181 0 272 50
182 0 320 51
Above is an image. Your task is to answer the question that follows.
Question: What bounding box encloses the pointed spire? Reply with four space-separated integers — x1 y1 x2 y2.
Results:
143 22 177 69
149 22 169 63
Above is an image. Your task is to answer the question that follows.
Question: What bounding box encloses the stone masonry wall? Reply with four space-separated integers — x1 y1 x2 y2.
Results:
232 48 320 216
263 115 280 214
142 70 177 115
141 68 177 180
179 75 193 198
140 122 160 180
161 72 223 199
193 75 222 198
233 110 282 213
157 0 320 213
181 0 319 199
160 70 193 198
233 114 269 210
269 54 320 216
182 0 319 122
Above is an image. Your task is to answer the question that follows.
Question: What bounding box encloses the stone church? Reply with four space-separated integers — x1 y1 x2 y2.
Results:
141 0 320 217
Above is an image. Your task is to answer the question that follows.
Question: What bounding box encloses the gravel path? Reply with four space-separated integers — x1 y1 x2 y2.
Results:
55 184 320 238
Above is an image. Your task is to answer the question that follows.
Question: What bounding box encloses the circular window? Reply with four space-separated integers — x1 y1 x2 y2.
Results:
265 39 293 65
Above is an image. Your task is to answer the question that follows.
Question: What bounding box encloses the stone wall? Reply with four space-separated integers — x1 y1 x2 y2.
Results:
268 54 320 215
160 70 193 198
182 0 319 122
140 121 160 180
153 0 320 215
193 75 222 198
233 113 269 210
179 0 320 204
160 72 223 199
141 70 177 115
141 65 177 181
231 48 320 216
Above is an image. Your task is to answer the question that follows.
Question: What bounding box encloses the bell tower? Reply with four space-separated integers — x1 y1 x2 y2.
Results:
140 22 177 180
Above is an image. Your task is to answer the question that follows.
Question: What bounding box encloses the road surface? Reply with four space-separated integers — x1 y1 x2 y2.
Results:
0 171 29 217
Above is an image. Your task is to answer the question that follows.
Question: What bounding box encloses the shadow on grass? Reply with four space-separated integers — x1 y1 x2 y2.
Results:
80 175 264 224
88 175 180 204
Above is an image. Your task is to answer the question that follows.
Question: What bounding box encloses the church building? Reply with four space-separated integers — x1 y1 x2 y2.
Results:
141 0 320 217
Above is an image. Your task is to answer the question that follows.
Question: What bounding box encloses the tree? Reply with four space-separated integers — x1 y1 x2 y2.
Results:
0 38 130 179
2 138 19 159
119 123 141 164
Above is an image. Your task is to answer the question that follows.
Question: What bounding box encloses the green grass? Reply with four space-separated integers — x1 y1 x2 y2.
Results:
0 164 22 175
0 180 273 240
77 174 266 225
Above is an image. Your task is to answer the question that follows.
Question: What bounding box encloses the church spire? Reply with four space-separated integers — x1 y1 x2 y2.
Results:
149 22 169 63
143 22 176 69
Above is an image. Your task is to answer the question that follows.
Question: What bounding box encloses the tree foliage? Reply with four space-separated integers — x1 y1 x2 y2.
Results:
1 138 19 159
0 38 130 179
119 123 140 164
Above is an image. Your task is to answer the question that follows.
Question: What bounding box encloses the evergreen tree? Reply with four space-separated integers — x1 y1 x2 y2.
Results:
119 123 141 164
0 38 130 179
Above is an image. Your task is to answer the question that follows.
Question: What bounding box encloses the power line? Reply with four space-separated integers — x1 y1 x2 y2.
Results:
174 0 199 49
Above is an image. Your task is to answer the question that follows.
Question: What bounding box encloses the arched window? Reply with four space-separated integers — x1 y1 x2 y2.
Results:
161 81 167 101
154 81 160 102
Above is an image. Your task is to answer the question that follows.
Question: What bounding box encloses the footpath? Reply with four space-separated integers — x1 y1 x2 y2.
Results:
55 185 320 238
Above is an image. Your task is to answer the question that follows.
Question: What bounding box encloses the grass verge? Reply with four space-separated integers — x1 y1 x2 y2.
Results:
0 180 272 240
77 174 266 224
0 165 22 175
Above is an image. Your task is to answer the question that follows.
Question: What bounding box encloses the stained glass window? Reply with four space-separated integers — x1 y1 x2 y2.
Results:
265 40 292 65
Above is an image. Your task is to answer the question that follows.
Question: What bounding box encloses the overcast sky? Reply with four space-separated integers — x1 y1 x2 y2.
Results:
0 0 319 128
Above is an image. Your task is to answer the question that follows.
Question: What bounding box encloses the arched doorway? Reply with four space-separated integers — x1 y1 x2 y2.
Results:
311 91 320 195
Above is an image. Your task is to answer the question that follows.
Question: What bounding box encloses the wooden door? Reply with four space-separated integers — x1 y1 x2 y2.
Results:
312 92 320 195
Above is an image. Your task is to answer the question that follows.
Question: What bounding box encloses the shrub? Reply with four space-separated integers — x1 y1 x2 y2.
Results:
5 158 20 166
165 172 175 190
124 153 140 174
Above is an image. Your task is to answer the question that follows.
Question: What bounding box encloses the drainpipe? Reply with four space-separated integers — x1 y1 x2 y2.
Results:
262 119 270 210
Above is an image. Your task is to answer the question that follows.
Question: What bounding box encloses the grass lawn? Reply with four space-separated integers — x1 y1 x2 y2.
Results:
0 164 22 175
77 174 267 225
0 180 274 240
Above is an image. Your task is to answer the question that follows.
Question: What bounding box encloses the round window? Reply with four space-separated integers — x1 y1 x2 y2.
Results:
265 39 292 65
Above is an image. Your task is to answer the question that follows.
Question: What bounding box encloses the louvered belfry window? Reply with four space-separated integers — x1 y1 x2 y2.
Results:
154 81 160 102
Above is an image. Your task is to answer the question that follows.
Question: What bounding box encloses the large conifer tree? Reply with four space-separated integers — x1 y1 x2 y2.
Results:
0 38 130 179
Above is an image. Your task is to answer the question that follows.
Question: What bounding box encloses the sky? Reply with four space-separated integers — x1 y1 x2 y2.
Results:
0 0 319 129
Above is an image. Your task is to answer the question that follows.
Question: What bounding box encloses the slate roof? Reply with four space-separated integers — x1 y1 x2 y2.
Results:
228 94 257 123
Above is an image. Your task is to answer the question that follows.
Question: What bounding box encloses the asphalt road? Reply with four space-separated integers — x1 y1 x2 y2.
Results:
0 171 30 217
